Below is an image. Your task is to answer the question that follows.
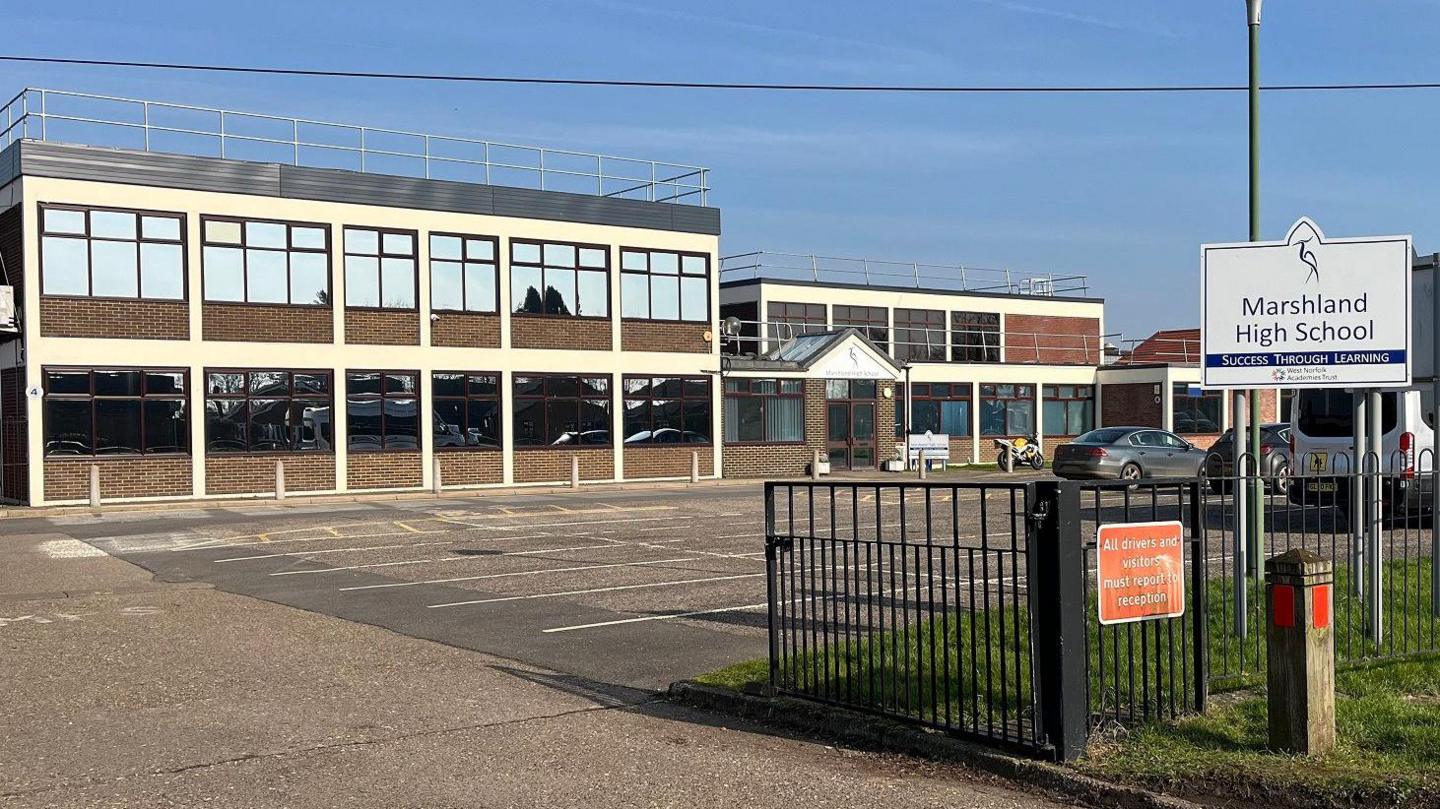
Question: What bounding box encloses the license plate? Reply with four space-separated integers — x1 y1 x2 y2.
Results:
1308 481 1338 493
1307 452 1329 474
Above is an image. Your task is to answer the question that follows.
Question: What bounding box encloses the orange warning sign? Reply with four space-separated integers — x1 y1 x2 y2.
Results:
1096 520 1185 625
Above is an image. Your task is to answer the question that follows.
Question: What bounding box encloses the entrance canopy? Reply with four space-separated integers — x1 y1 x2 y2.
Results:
723 328 905 381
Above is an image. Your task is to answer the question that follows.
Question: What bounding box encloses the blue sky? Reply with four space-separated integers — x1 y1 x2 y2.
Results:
2 0 1438 339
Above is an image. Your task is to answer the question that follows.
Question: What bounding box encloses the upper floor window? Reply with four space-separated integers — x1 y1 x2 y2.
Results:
980 383 1035 437
202 217 330 306
622 376 712 444
952 311 1001 363
346 372 419 451
512 374 612 446
893 308 946 363
430 234 498 313
433 372 501 449
41 206 185 300
833 305 888 351
767 301 826 344
620 249 709 322
511 241 609 318
344 228 417 309
42 368 188 456
204 370 333 453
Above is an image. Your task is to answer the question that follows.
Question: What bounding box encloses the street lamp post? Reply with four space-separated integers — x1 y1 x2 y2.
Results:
1246 0 1265 575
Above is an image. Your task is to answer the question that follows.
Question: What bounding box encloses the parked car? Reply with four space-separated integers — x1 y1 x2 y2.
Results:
1202 424 1292 493
1288 388 1435 512
1052 427 1210 482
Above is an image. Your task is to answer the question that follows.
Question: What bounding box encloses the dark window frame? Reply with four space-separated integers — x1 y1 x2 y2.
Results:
428 232 500 314
766 301 826 344
41 366 190 457
39 203 189 302
980 383 1036 437
723 377 806 445
618 247 711 323
894 308 947 363
199 215 332 307
1042 384 1095 437
203 368 335 454
511 373 613 449
345 370 421 452
832 305 889 351
510 239 611 320
1171 382 1224 435
951 311 1002 363
621 375 713 446
431 371 502 451
898 382 973 438
343 226 420 311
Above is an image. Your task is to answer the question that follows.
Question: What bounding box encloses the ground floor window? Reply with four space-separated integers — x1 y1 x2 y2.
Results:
723 378 803 443
1042 384 1094 437
980 384 1034 436
513 374 612 447
346 372 419 451
432 372 501 449
623 376 712 444
898 382 972 437
206 370 333 452
1172 383 1223 434
43 368 188 456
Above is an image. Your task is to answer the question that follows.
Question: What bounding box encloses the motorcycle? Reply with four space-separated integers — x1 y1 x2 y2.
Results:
994 436 1045 471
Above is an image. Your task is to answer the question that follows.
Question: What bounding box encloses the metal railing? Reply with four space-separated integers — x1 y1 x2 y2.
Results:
720 252 1089 296
1108 335 1202 365
719 318 1102 365
0 88 711 205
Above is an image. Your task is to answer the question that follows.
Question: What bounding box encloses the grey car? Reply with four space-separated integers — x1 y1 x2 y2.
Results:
1052 426 1211 482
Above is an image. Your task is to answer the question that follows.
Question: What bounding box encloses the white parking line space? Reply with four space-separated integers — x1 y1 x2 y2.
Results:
427 572 767 609
337 557 706 592
215 540 457 563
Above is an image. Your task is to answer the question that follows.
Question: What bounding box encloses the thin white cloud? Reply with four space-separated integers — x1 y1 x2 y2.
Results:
963 0 1178 38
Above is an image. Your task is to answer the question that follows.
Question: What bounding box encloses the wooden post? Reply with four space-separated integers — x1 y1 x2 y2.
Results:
275 460 285 501
570 455 580 490
1265 548 1336 755
88 464 100 509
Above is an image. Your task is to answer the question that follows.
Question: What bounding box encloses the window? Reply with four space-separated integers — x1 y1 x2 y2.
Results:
346 372 419 451
42 368 188 456
980 384 1035 436
201 217 330 305
205 370 334 453
513 375 612 446
620 249 709 322
1043 385 1094 437
723 378 804 443
433 372 501 449
832 305 889 351
41 206 185 300
952 311 1001 363
511 240 609 318
344 228 417 309
1294 390 1398 438
894 309 946 363
1171 383 1223 435
622 377 712 444
825 379 877 400
767 302 826 344
898 382 972 437
430 234 498 313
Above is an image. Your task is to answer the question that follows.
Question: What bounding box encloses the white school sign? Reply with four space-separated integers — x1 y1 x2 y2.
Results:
1201 217 1412 389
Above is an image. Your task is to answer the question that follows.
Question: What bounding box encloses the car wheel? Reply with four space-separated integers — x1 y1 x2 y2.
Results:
1270 462 1291 494
1120 463 1142 486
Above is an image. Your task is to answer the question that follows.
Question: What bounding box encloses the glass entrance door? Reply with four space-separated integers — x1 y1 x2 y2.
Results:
825 380 879 471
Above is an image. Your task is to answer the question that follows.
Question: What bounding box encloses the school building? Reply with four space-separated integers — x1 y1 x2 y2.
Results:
0 88 1273 506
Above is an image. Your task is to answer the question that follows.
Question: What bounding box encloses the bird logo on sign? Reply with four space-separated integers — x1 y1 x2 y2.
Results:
1298 238 1320 284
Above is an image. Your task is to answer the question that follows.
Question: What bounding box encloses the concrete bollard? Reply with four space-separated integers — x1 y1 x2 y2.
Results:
432 454 443 495
1004 443 1015 474
917 449 927 480
89 464 100 509
570 455 581 490
690 451 700 484
1265 548 1336 755
275 460 286 501
812 450 822 480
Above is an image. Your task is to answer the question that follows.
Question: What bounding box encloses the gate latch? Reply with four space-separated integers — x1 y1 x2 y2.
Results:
1027 499 1051 529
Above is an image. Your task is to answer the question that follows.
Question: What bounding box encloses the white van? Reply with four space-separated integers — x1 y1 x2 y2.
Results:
1288 387 1435 510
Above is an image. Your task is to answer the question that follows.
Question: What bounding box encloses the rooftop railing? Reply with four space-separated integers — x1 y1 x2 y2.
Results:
719 319 1103 365
1108 335 1202 365
719 251 1089 296
0 88 711 205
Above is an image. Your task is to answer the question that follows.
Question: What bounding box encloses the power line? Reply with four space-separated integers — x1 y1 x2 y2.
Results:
3 54 1440 94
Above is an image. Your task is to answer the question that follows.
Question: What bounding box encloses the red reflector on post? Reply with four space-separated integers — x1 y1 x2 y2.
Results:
1273 584 1296 628
1313 583 1332 629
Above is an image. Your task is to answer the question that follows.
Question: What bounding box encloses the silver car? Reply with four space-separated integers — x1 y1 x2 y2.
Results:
1052 426 1210 482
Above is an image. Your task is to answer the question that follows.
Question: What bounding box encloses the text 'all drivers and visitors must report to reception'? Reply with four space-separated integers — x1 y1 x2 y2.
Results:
1096 521 1185 626
1201 217 1412 389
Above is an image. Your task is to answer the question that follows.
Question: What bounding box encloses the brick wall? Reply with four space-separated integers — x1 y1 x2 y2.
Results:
875 391 897 467
620 321 712 353
1 366 27 503
1101 382 1162 429
41 297 189 340
347 451 423 489
1187 434 1223 450
44 456 192 501
204 303 332 343
623 444 715 479
205 453 336 495
1004 314 1101 364
344 309 420 346
431 313 501 348
437 450 503 486
1259 388 1279 422
950 435 977 466
513 447 614 483
511 316 611 351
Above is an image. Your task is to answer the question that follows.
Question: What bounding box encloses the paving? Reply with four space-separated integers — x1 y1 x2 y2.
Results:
1 483 1077 807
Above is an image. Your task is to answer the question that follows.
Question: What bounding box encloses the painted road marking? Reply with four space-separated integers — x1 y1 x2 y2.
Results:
215 541 454 563
336 557 705 592
278 541 670 578
426 572 767 609
38 539 107 559
541 583 911 634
